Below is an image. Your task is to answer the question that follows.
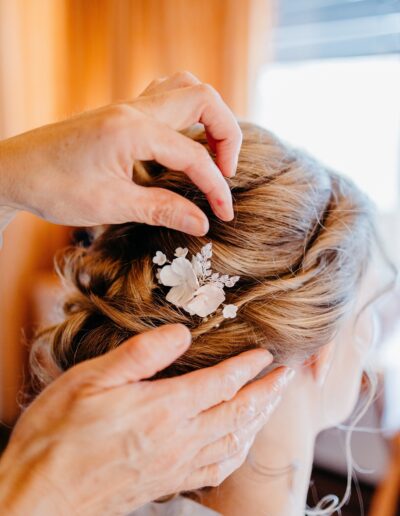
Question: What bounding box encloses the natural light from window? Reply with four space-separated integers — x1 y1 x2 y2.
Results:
252 55 400 213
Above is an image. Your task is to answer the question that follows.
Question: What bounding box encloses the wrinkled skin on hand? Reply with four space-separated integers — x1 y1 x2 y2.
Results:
0 72 242 235
0 325 292 515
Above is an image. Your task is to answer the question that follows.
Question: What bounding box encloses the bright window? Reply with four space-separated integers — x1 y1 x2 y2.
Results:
253 0 400 447
252 55 400 212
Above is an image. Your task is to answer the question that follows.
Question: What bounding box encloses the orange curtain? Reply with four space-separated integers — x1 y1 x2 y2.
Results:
0 0 271 424
0 0 70 424
63 0 270 116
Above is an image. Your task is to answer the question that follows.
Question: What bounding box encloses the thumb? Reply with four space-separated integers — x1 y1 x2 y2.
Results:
119 183 209 236
79 324 191 389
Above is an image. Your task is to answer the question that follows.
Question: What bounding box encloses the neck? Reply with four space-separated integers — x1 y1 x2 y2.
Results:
202 369 319 516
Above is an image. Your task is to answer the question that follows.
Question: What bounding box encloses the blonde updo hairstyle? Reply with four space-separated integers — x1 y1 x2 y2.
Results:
30 123 373 392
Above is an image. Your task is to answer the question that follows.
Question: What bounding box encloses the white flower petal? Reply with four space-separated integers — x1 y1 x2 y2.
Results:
230 275 240 285
222 304 238 319
171 257 199 289
166 284 195 307
153 251 167 266
191 255 203 278
225 276 240 287
159 265 183 286
174 247 188 258
185 284 225 318
160 257 199 288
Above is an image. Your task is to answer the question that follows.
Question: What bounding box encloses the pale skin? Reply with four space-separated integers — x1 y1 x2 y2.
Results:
0 72 294 515
0 72 241 232
0 325 293 515
203 267 383 516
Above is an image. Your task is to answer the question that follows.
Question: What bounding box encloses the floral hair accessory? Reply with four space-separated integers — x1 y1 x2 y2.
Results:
152 243 240 319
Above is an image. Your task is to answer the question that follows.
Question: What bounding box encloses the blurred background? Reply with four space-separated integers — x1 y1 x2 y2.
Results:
0 1 399 514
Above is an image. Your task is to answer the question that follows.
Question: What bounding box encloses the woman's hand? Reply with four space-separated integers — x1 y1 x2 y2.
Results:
0 325 292 515
0 72 241 236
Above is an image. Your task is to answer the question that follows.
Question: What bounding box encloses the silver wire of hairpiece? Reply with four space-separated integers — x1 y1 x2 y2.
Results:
152 243 239 319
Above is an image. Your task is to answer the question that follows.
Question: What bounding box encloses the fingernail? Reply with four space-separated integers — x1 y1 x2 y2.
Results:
173 324 192 348
182 214 209 236
253 349 274 368
214 199 234 221
230 154 239 177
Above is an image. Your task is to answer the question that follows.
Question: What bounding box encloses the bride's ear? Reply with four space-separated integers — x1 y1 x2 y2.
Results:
305 341 335 386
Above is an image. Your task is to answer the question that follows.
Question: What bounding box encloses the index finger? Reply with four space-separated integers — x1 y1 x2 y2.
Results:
132 117 234 222
132 83 243 179
166 349 274 418
173 84 243 179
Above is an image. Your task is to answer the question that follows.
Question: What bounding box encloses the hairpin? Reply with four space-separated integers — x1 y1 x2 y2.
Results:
153 243 239 319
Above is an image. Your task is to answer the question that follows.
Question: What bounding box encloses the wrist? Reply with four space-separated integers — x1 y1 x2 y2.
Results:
0 130 47 212
0 136 35 237
0 139 21 210
0 442 73 516
0 129 56 224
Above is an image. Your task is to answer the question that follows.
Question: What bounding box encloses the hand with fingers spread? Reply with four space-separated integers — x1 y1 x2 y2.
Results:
0 325 292 515
0 71 241 236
